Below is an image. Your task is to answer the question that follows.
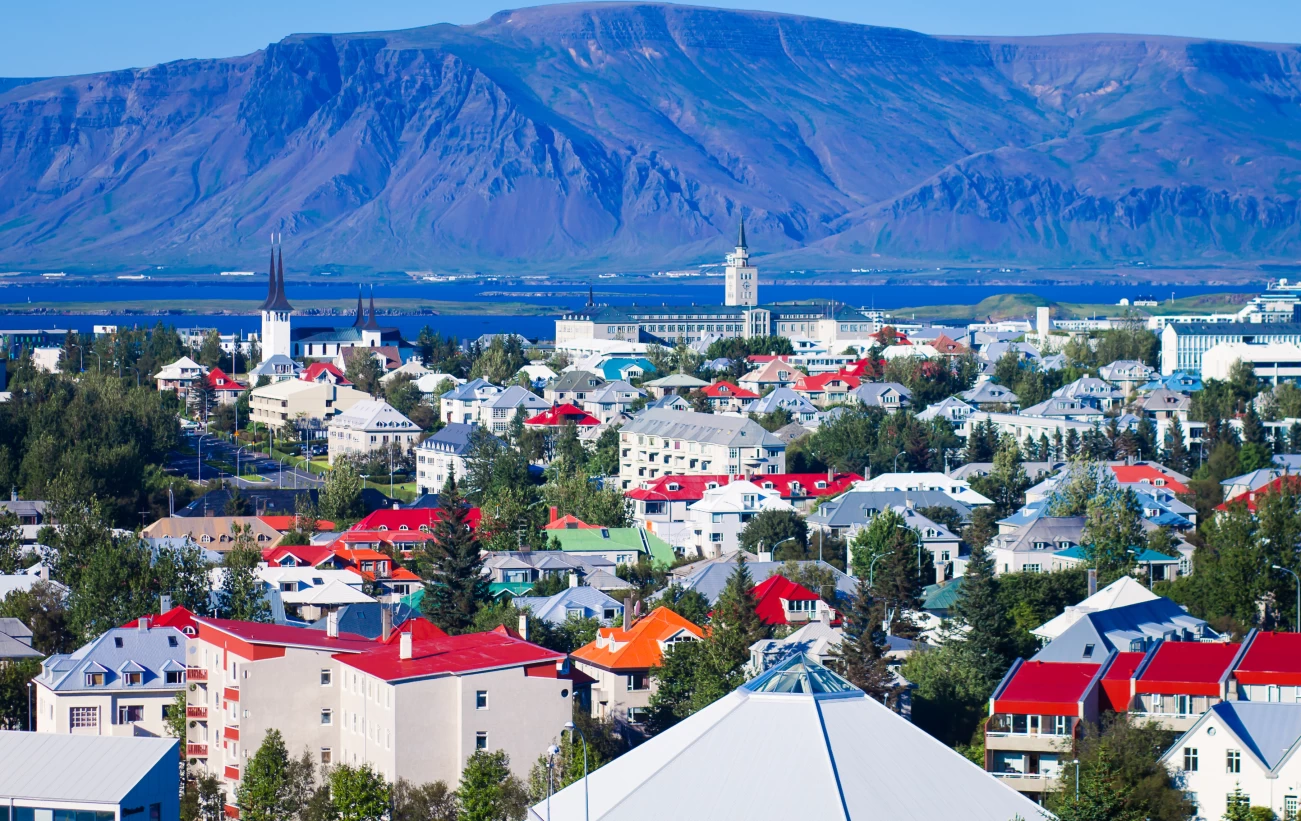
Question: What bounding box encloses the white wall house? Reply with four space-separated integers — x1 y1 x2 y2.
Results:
684 481 795 558
618 409 786 490
327 399 421 466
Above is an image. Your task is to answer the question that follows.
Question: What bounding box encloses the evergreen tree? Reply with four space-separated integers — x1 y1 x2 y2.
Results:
831 577 901 709
1163 416 1192 475
1065 428 1081 457
456 749 528 821
418 475 488 633
1290 421 1301 455
217 525 270 622
707 557 769 677
1038 433 1051 462
318 460 364 527
1135 416 1158 462
1050 745 1144 821
646 637 709 734
969 437 1030 518
950 543 1012 694
235 729 291 821
392 779 458 821
1083 486 1145 573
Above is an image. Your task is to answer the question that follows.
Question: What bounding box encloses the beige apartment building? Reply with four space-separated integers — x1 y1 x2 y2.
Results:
326 399 421 466
617 408 786 490
249 379 367 430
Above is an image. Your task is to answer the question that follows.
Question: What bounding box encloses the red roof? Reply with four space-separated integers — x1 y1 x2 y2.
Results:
1110 465 1190 495
571 607 705 671
626 472 861 502
752 575 832 626
794 373 862 392
930 334 969 355
300 362 352 385
702 381 759 400
747 355 790 364
525 404 601 427
381 617 449 644
120 606 199 634
262 544 334 567
206 367 247 392
1136 641 1240 696
196 617 375 652
329 530 438 550
1234 632 1301 686
993 661 1100 716
1099 652 1147 712
258 515 337 533
352 507 483 532
543 513 603 531
337 630 563 682
1218 476 1301 514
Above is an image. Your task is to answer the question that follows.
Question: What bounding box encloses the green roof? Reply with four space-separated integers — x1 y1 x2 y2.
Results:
489 581 536 597
400 587 425 610
1132 548 1180 564
549 527 676 569
922 578 963 612
1053 545 1090 561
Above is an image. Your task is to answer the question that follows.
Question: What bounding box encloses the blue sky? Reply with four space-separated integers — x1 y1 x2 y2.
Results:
3 0 1299 77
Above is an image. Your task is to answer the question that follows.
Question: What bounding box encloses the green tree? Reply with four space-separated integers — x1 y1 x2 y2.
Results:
737 508 809 558
217 525 270 622
1163 416 1192 476
418 476 488 633
155 541 216 616
328 763 390 821
0 658 40 730
950 543 1012 693
969 436 1031 518
657 584 711 626
1045 716 1192 821
392 780 458 821
319 460 364 527
646 637 710 734
0 581 73 655
541 471 631 528
456 749 528 821
197 330 225 369
165 689 187 746
0 511 23 574
1082 486 1145 573
830 577 901 708
182 772 227 821
526 725 608 803
345 352 386 398
236 729 292 821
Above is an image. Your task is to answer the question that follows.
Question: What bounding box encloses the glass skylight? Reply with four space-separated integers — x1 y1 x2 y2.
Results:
743 653 860 696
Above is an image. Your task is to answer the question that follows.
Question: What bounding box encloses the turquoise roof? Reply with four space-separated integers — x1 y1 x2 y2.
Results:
599 358 655 381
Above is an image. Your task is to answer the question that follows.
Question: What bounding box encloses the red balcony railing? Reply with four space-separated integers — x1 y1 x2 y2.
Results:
224 726 240 742
186 668 209 681
224 765 240 782
186 706 207 720
185 743 208 757
223 687 239 702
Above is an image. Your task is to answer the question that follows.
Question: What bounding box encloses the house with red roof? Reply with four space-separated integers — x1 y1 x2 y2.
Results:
524 403 601 429
332 623 579 787
1217 474 1301 514
571 606 705 725
700 381 760 413
205 367 247 405
930 334 970 356
119 602 200 636
792 372 861 407
1110 463 1190 495
300 361 352 386
737 358 802 392
258 515 337 534
1228 631 1301 703
1126 640 1244 731
352 507 483 533
752 576 838 626
986 659 1106 799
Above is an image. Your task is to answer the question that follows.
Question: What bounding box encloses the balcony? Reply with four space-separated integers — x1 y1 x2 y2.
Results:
223 687 239 702
186 706 208 720
224 765 240 782
186 743 208 758
989 771 1057 794
186 668 209 682
225 726 240 742
985 732 1073 754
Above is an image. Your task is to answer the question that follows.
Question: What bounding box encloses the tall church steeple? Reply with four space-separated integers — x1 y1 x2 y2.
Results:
352 286 366 328
724 215 757 307
259 233 294 359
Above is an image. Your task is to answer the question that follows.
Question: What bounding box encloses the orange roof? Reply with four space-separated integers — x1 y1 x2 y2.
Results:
543 514 603 531
258 515 337 533
570 606 704 671
332 547 391 563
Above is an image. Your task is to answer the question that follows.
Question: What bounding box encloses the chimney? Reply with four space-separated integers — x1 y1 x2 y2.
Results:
568 572 578 589
37 564 49 582
381 607 393 643
518 613 529 642
160 594 173 615
758 550 773 562
399 631 413 660
9 488 16 502
327 609 339 639
549 506 559 525
623 597 633 631
1087 568 1098 597
138 616 149 632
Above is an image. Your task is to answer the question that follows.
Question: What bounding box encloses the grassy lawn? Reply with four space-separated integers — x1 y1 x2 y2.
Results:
363 479 418 502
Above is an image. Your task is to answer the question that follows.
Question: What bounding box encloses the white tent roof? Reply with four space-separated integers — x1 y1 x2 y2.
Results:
1032 575 1159 641
0 730 177 802
530 656 1048 821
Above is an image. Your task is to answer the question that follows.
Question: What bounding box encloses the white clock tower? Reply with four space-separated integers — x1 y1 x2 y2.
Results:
724 217 757 307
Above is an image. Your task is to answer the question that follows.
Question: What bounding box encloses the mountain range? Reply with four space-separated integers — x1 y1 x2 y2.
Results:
2 3 1301 273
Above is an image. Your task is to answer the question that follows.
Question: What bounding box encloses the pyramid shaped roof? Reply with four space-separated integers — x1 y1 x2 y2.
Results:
531 654 1047 821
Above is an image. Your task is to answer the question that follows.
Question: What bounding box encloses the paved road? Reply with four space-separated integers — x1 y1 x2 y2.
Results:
166 433 324 489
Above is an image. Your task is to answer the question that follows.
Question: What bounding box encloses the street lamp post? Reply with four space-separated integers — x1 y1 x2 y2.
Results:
277 458 286 489
765 536 798 561
1272 565 1301 632
27 681 33 731
868 550 894 588
196 435 215 484
545 744 560 821
563 721 589 821
893 451 905 474
235 446 249 484
1073 758 1080 800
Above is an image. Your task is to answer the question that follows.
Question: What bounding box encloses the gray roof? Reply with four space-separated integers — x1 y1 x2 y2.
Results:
37 624 187 692
1210 702 1301 771
0 500 47 519
0 617 32 644
749 387 818 416
960 382 1019 405
1164 321 1301 337
771 422 811 444
660 559 855 604
0 730 179 803
1019 398 1105 419
0 616 39 659
645 395 690 411
1032 599 1213 661
851 382 912 406
514 587 624 625
916 396 973 421
949 461 1065 482
248 354 301 376
417 422 480 456
486 385 549 410
306 603 420 640
808 490 973 529
620 408 785 449
549 371 608 393
990 516 1085 554
643 373 710 389
442 377 498 401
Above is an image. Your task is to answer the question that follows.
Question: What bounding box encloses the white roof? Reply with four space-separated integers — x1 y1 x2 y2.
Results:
687 480 793 514
153 355 205 380
292 579 374 606
380 360 433 382
329 399 418 433
530 656 1046 821
1032 576 1160 641
0 730 178 803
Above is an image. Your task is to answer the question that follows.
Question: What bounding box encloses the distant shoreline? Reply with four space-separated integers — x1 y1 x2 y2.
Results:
0 298 565 317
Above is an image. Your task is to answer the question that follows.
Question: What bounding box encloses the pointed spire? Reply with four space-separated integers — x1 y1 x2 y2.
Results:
264 232 294 312
588 282 594 308
737 215 747 250
363 286 381 331
352 285 366 328
259 235 277 311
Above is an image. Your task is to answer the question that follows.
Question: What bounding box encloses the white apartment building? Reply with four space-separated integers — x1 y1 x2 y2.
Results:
440 379 505 425
250 379 368 430
440 380 549 435
583 381 645 424
617 409 787 490
684 480 794 558
851 473 993 507
1201 342 1301 384
326 399 421 466
1160 322 1301 375
34 620 188 739
1164 702 1301 821
415 423 479 495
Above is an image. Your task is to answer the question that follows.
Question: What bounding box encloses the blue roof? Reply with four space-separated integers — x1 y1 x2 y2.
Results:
1033 599 1212 661
37 625 187 692
513 587 624 625
1212 702 1301 770
420 422 479 455
599 358 655 381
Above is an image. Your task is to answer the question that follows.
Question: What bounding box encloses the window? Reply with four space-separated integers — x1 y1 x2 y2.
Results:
475 732 488 750
1082 644 1095 659
321 709 333 725
627 672 650 691
85 672 105 687
165 670 185 685
70 706 98 728
118 705 144 724
321 669 332 686
168 636 179 648
321 748 333 765
1227 749 1241 773
1285 796 1298 819
114 637 124 648
162 704 173 720
124 672 142 686
476 691 489 710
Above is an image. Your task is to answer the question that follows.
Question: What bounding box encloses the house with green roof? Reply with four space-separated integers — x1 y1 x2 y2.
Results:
547 526 676 568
